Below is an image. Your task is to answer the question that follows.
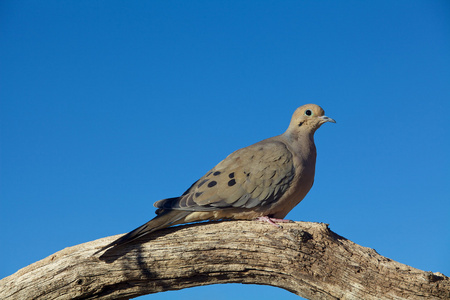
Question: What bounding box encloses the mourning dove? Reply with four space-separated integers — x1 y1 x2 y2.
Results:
100 104 335 251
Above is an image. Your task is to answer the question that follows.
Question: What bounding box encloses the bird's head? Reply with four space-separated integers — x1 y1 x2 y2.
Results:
286 104 336 137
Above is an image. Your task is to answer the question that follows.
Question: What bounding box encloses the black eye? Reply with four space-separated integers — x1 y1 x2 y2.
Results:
305 109 312 116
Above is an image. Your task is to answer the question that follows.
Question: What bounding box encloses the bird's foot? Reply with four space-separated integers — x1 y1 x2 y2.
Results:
255 216 293 228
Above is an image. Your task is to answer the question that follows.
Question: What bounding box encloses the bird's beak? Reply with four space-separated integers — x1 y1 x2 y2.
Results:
320 115 336 123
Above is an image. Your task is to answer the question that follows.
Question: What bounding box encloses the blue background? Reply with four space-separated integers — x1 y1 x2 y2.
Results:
1 1 449 299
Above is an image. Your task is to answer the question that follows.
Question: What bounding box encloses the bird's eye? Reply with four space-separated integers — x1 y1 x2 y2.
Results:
305 109 313 116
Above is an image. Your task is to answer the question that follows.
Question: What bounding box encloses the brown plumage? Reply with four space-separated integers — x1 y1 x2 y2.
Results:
99 104 335 252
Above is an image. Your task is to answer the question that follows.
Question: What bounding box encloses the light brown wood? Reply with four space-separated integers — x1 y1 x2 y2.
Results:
1 221 448 300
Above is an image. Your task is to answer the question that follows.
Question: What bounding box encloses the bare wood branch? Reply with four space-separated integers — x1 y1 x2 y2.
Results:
1 221 448 300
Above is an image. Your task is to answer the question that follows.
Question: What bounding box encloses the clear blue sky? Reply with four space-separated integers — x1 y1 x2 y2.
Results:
1 1 449 299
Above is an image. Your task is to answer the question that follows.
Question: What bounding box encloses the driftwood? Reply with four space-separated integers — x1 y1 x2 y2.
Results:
0 221 448 299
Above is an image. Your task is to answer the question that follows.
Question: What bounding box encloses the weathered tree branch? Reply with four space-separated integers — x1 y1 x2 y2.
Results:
1 221 448 299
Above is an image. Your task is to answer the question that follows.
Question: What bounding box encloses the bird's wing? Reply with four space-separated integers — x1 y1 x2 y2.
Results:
154 140 295 213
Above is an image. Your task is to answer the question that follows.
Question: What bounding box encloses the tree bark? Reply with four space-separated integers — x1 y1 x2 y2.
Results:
0 221 448 300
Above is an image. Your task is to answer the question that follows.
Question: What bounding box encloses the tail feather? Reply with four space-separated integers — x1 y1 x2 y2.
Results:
96 210 190 253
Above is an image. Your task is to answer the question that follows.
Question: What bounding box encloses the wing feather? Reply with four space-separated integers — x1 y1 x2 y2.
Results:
154 140 295 212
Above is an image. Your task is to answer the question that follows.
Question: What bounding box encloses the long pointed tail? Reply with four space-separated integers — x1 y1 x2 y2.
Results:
96 210 190 254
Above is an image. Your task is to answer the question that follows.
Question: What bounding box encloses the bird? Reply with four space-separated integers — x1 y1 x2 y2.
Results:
99 104 335 252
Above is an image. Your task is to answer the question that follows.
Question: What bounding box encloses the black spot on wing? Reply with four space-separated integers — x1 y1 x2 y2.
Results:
207 181 217 188
197 179 209 188
228 179 236 186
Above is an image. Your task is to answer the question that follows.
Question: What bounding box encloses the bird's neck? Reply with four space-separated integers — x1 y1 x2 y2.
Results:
283 130 316 160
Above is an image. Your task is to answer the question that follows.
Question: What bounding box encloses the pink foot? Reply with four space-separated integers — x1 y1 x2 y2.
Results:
255 216 293 228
